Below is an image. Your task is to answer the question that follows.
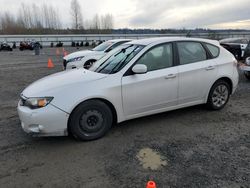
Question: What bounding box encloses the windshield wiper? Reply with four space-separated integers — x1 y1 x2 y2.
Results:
110 46 140 74
114 45 133 57
96 45 134 73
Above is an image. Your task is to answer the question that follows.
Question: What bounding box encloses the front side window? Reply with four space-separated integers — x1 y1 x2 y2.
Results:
177 42 207 65
136 43 173 72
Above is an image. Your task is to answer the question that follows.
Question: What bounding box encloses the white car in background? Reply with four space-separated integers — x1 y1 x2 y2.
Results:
63 39 132 70
18 37 239 141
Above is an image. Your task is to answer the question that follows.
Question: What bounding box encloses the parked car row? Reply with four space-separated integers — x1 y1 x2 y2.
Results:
19 41 43 51
18 37 239 141
0 43 13 51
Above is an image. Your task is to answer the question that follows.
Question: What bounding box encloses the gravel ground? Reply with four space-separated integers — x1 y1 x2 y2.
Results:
0 47 249 188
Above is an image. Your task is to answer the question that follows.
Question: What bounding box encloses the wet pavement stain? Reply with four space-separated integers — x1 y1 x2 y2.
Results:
136 148 167 170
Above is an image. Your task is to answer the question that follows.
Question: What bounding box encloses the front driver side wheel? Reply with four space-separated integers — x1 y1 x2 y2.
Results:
69 100 113 141
206 80 230 110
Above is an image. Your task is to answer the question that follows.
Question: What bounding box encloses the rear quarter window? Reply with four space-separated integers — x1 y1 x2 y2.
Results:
205 44 220 58
177 42 207 65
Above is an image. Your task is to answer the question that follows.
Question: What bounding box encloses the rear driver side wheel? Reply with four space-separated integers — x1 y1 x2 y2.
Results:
206 80 230 110
69 100 113 141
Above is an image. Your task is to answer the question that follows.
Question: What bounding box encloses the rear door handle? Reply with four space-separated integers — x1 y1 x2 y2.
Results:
165 74 176 79
205 66 215 71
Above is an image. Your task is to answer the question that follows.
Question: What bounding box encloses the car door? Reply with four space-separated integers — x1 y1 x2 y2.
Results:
122 43 178 118
176 41 218 105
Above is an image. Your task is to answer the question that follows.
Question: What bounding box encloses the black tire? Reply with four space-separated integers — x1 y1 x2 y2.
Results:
206 80 230 110
244 71 250 80
69 100 113 141
84 60 96 69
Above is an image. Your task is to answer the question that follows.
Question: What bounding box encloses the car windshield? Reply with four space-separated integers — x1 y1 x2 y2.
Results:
92 41 114 51
89 44 144 74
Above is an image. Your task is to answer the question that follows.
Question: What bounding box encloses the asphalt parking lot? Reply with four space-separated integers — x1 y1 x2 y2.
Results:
0 47 249 188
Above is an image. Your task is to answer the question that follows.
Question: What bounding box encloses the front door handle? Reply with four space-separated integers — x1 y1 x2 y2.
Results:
165 74 176 79
206 66 215 71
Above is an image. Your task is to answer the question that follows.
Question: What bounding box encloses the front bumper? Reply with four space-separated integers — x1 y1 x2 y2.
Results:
17 102 69 137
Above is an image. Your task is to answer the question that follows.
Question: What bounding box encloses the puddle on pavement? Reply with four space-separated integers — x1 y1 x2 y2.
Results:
136 148 167 170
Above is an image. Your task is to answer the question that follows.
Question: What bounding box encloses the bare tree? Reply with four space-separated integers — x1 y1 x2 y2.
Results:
0 1 115 34
48 5 61 29
41 4 51 28
41 4 61 29
92 14 100 30
101 14 114 30
18 3 33 28
70 0 83 29
32 4 43 29
0 12 17 33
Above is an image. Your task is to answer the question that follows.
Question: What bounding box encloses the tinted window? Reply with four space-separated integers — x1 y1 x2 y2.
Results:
205 43 219 58
177 42 207 65
136 43 173 72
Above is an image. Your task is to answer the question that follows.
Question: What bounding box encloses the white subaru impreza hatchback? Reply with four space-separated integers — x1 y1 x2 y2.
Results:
18 37 239 141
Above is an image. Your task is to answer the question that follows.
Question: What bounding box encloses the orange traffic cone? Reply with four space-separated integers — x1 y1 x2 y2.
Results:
56 48 60 56
47 58 54 68
146 181 156 188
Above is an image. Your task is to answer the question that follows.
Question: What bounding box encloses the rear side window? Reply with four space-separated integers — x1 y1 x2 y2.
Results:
136 43 173 72
177 42 207 65
205 43 220 58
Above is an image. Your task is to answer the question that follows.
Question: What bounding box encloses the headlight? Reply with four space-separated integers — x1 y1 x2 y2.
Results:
68 56 85 63
21 97 54 109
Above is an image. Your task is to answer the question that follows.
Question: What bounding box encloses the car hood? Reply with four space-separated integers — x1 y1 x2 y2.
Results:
22 69 107 97
64 50 104 60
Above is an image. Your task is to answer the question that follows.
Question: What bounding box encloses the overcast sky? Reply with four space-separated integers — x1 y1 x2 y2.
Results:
0 0 250 29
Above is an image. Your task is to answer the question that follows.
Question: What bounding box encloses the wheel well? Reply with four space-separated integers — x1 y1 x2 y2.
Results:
67 98 118 132
215 77 233 94
85 59 97 63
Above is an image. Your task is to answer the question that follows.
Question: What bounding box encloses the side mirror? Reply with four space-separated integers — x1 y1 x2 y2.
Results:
132 64 147 74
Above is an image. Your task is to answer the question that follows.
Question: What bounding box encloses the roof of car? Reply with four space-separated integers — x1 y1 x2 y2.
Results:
126 37 220 46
